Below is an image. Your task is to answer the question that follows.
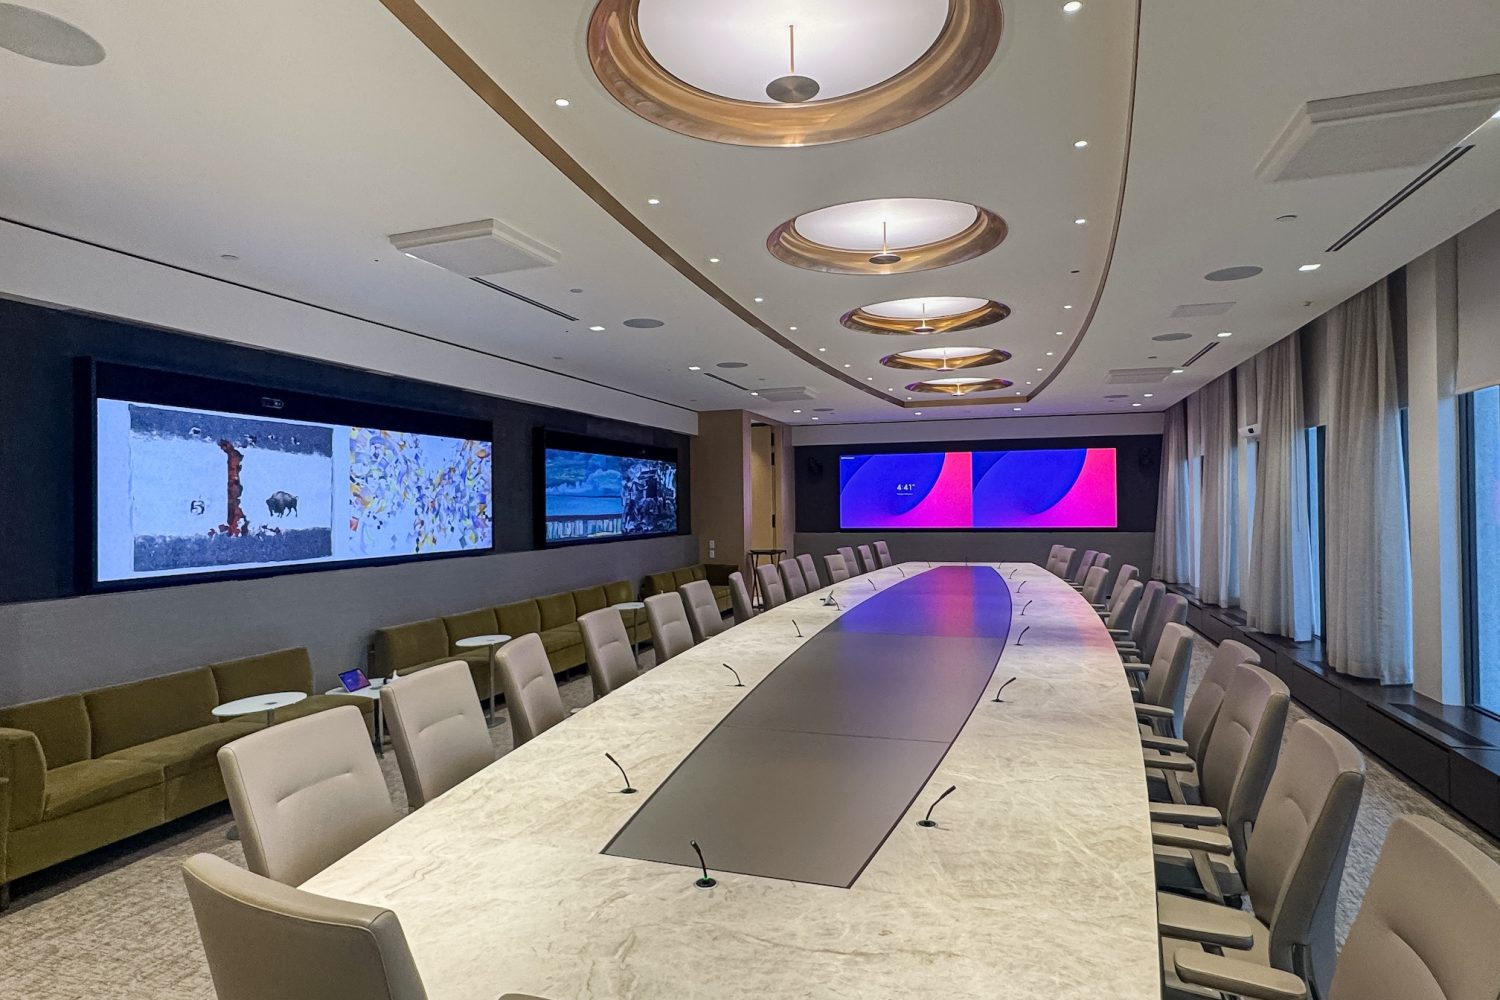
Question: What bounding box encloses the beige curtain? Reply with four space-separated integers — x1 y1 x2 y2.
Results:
1191 374 1240 606
1153 403 1195 583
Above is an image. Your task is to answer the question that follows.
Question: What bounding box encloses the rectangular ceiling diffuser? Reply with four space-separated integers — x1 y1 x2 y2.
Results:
389 218 560 277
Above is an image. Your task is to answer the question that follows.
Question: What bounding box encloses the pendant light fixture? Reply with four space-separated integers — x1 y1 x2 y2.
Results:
765 25 820 103
912 301 936 335
868 221 903 265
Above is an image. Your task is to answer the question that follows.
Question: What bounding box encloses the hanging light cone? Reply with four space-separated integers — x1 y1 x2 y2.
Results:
869 221 902 265
766 25 820 103
912 302 936 335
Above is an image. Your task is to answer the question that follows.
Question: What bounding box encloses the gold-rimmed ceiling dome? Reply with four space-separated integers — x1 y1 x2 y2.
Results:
770 198 1007 275
588 0 1004 147
906 376 1013 396
843 295 1011 334
882 346 1011 371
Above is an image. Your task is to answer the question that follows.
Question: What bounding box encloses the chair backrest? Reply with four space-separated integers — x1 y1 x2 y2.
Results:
678 580 728 644
1249 720 1366 997
1130 579 1165 641
796 553 821 589
1047 543 1065 563
1080 565 1111 606
645 592 695 663
874 540 893 568
1108 564 1140 609
1198 663 1290 867
183 853 428 1000
838 546 859 577
1092 552 1110 574
217 706 396 885
1105 579 1143 631
380 662 492 809
1071 549 1099 584
1330 815 1500 1000
1139 622 1194 728
1140 592 1189 662
496 632 565 748
578 607 638 698
727 571 756 625
857 544 877 573
1181 638 1261 760
1051 547 1076 578
755 563 787 608
824 553 851 584
778 558 809 600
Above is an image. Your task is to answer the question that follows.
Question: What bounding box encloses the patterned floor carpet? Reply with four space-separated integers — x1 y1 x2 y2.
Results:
1 637 1495 998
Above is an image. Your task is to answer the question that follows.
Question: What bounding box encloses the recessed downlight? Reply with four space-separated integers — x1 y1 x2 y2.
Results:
0 4 105 65
1074 218 1087 226
1217 331 1233 338
1073 139 1088 148
554 98 571 107
688 365 702 371
1171 368 1186 374
1299 263 1322 272
1062 1 1083 11
588 325 606 331
647 197 661 205
708 257 721 263
753 296 764 303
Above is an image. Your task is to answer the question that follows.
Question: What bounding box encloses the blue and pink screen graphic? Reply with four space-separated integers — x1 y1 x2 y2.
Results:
839 449 1118 529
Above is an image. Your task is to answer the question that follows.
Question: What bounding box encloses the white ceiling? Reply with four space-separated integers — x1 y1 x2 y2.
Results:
2 0 1499 432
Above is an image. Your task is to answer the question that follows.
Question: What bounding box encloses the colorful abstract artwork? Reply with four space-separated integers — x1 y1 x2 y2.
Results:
348 428 492 556
542 448 677 543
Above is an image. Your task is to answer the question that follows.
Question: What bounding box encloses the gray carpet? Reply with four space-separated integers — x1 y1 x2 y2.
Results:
1 638 1496 998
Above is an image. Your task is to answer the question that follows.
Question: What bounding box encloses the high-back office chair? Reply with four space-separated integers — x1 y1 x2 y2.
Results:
1070 549 1099 585
1096 563 1139 612
1154 719 1365 1000
1104 579 1144 633
579 607 639 698
823 553 851 584
857 544 878 574
496 633 565 748
1140 637 1260 760
217 707 396 886
645 592 695 663
795 552 820 589
874 540 894 568
183 853 429 1000
838 545 860 577
1050 547 1077 579
679 580 728 644
778 558 809 600
1079 566 1111 606
727 571 756 625
1112 579 1164 649
1121 593 1189 664
755 564 787 609
380 662 493 810
1130 622 1194 726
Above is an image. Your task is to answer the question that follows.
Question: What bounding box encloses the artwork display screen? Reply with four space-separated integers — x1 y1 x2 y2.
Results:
94 399 493 583
542 446 677 544
839 448 1118 530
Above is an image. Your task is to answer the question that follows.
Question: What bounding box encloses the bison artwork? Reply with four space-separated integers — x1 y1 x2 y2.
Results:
265 491 299 517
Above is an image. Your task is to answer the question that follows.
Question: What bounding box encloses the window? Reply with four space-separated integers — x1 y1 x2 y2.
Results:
1306 426 1327 639
1466 386 1500 716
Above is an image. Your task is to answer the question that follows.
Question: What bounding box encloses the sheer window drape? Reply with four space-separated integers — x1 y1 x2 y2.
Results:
1191 374 1240 607
1153 402 1195 583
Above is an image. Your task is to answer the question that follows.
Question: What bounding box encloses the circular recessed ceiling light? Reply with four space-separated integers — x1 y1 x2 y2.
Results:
1132 402 1142 407
623 318 665 328
688 365 702 371
881 346 1011 371
716 361 749 369
1152 332 1192 342
1045 351 1054 356
842 295 1010 336
1143 393 1155 398
1074 139 1089 148
906 376 1014 397
753 296 764 303
555 98 571 107
708 257 721 263
1217 331 1233 338
1013 406 1023 411
1299 263 1322 272
750 391 759 396
914 411 923 416
590 0 1001 147
647 197 660 205
588 325 607 331
793 409 802 413
1204 265 1264 281
1171 368 1186 374
1064 304 1074 309
1074 218 1087 225
769 198 1006 275
1063 1 1083 11
0 4 105 65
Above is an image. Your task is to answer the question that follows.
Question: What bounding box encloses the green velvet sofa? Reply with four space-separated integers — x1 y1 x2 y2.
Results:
642 563 736 615
0 647 372 904
368 579 649 685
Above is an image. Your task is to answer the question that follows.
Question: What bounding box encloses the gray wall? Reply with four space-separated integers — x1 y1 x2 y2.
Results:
794 531 1153 585
0 534 698 706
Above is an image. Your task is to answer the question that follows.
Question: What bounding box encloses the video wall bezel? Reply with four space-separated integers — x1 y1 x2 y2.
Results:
533 428 681 549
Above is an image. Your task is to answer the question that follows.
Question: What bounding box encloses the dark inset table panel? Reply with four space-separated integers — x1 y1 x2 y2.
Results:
833 566 1013 638
602 727 952 887
720 631 1005 742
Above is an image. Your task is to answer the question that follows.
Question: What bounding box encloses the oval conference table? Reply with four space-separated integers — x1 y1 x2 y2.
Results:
303 562 1159 1000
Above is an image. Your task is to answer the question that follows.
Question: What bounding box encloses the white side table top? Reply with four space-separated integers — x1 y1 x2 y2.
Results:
212 691 307 718
453 633 512 649
325 677 389 699
611 601 646 611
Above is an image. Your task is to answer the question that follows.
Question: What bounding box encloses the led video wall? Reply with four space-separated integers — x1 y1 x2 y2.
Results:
540 441 678 545
839 448 1118 530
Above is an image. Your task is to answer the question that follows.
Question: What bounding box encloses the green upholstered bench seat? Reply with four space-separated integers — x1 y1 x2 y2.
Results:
104 722 259 780
42 758 163 821
643 563 737 615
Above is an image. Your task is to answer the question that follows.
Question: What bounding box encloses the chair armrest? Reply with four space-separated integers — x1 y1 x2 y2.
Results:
1152 822 1234 855
1172 950 1308 1000
1143 748 1196 772
1150 802 1224 827
0 729 45 830
1124 663 1150 676
1157 893 1257 950
1135 703 1175 720
1140 733 1189 753
1107 627 1131 636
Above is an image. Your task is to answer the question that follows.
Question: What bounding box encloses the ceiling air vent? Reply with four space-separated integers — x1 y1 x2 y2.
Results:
756 386 818 402
1171 302 1235 319
469 278 578 321
390 219 560 276
1259 74 1500 181
1105 367 1175 385
1182 342 1219 367
1326 145 1475 252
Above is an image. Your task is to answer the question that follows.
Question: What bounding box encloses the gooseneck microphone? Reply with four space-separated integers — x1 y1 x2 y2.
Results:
992 676 1018 703
690 840 717 888
1016 580 1027 593
604 753 637 794
722 663 744 687
1015 625 1031 647
870 579 877 591
898 566 906 578
1020 600 1034 616
917 785 957 828
1009 567 1019 579
792 619 803 637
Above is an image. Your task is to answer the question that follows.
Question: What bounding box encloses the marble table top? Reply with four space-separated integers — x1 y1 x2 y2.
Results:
304 562 1159 1000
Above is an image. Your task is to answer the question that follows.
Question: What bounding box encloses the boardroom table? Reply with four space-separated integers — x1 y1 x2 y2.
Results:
304 562 1160 1000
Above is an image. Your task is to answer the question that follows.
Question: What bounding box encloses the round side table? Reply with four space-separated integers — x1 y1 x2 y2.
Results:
453 634 512 722
212 691 307 728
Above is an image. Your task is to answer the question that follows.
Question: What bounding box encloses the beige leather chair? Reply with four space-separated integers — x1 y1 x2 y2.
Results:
1111 579 1164 650
1121 592 1189 664
778 558 808 600
578 607 639 698
1139 636 1259 777
678 579 728 644
645 592 695 663
795 552 821 589
1167 816 1500 1000
1070 548 1099 585
755 563 787 608
1096 563 1140 613
1154 719 1365 999
1079 565 1111 606
838 545 860 577
183 853 427 1000
496 632 565 748
217 706 396 885
874 540 894 568
1130 622 1194 727
1104 579 1144 636
1049 546 1076 578
381 661 493 810
824 553 851 584
727 570 756 625
857 544 878 574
